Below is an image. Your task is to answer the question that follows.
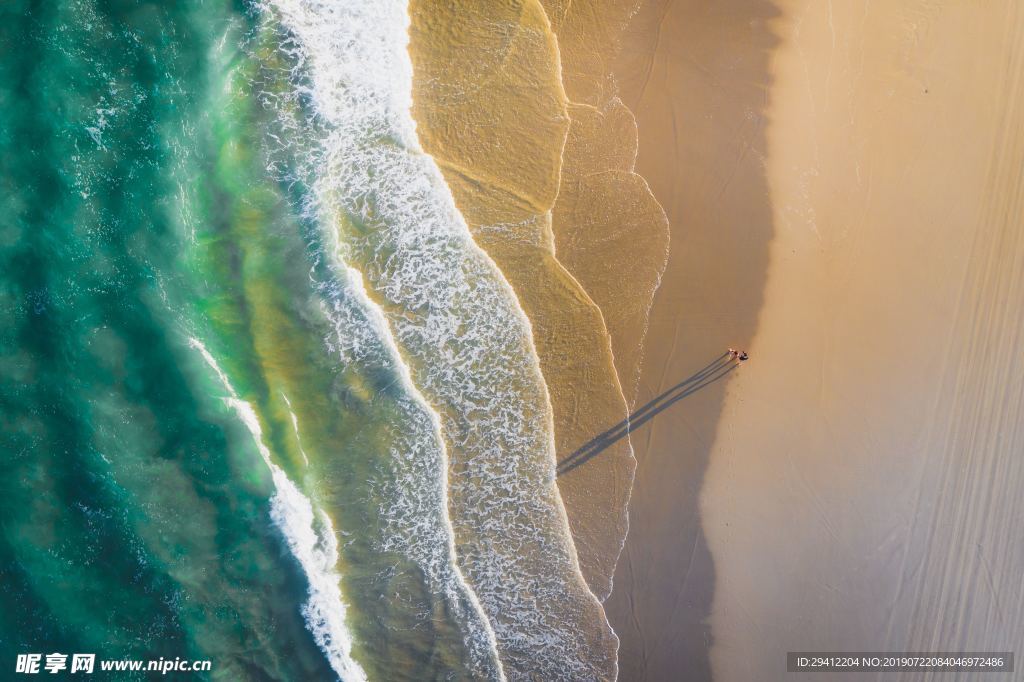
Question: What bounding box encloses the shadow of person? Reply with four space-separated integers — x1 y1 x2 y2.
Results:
607 1 780 680
558 353 737 476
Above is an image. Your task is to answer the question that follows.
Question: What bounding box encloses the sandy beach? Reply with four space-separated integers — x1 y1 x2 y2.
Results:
540 0 670 404
609 1 1024 680
409 1 1024 679
408 0 669 607
9 0 1024 679
605 2 777 679
408 0 638 603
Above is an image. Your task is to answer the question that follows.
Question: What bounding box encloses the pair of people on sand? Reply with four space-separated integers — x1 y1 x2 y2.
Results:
728 348 749 362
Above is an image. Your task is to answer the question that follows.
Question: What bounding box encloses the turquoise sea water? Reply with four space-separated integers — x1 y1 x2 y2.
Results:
0 1 613 679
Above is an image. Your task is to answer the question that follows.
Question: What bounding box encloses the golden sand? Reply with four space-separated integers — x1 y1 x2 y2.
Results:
599 2 778 678
606 0 1024 679
540 0 670 403
701 2 1024 679
408 0 636 600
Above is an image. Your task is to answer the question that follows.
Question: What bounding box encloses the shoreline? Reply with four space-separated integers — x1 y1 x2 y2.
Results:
607 1 779 679
407 0 653 607
541 0 671 406
608 1 1024 680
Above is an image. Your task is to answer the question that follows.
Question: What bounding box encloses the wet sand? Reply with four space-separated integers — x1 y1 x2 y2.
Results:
606 1 778 679
408 0 637 601
540 0 670 403
611 1 1024 680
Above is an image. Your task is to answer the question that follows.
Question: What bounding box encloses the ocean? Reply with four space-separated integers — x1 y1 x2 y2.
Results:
0 1 613 679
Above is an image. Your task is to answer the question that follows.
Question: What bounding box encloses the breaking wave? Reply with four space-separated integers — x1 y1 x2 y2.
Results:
188 338 367 682
257 0 618 678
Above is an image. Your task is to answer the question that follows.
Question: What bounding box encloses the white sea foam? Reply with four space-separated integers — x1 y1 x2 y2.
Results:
259 1 617 678
188 338 367 682
247 12 508 682
280 392 310 466
313 258 506 681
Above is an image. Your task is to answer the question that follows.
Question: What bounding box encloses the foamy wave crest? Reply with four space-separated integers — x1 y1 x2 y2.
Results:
248 9 507 680
259 1 617 678
314 260 506 680
188 338 367 682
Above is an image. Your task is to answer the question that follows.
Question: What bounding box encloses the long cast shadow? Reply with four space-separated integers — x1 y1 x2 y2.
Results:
607 2 779 679
558 354 737 476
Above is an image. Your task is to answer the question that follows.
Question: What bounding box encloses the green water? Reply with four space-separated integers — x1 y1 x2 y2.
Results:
0 1 486 679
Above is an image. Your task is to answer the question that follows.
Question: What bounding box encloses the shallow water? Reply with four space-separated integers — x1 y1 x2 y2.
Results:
0 1 613 679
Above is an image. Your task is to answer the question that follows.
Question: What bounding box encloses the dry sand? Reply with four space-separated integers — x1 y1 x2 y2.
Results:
610 0 1024 680
606 2 777 679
